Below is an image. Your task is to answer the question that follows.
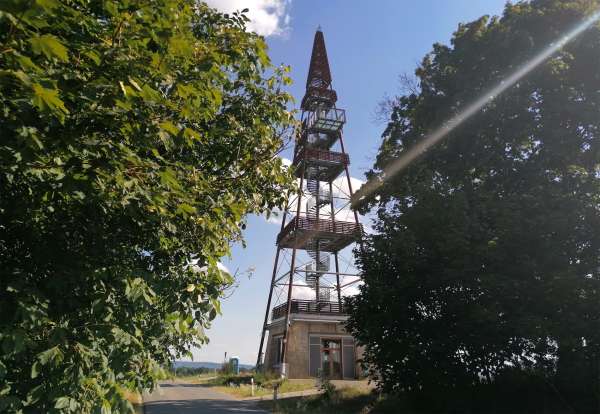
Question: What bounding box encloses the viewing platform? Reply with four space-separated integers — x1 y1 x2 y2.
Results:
271 299 347 321
293 147 349 181
276 217 362 252
306 107 346 133
297 129 340 150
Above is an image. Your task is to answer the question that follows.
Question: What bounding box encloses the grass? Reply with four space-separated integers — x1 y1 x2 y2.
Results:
171 372 218 383
215 380 316 398
211 378 318 398
257 386 390 414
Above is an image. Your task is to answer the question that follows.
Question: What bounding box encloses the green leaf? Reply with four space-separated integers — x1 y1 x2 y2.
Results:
101 400 111 414
37 346 63 366
29 34 69 61
169 35 193 57
159 121 179 136
183 128 201 142
11 70 31 86
176 203 196 216
31 361 39 379
159 168 181 190
84 50 101 65
26 385 44 405
31 83 69 121
17 55 42 73
54 397 70 409
35 0 60 11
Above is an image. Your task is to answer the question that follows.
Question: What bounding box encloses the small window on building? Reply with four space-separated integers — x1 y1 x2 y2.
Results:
274 336 284 364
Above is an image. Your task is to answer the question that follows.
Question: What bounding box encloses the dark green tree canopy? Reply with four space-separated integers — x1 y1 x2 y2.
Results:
0 1 294 412
348 0 600 406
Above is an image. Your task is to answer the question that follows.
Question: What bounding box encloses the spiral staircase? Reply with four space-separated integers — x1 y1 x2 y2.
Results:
305 168 333 301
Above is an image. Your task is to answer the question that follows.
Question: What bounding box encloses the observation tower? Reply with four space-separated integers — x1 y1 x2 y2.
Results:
256 29 363 379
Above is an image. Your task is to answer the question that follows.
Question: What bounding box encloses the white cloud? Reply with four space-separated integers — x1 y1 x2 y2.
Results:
205 0 291 37
291 279 318 300
189 259 231 275
330 174 365 200
217 262 231 273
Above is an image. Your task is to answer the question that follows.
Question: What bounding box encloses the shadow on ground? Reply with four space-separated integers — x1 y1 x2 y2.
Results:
158 383 211 388
146 399 267 414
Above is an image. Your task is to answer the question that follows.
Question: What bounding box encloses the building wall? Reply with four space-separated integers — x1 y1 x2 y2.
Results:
263 323 284 370
264 319 362 379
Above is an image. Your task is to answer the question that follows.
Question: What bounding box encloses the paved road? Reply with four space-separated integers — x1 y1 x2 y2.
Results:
144 381 269 414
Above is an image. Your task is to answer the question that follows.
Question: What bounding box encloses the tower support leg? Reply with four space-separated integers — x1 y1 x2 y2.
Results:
280 164 305 377
256 247 282 368
256 200 290 368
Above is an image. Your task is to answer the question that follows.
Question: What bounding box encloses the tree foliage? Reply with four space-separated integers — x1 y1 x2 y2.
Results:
349 0 600 409
0 1 294 412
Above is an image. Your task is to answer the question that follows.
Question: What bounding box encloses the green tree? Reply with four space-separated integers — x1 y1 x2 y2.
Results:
349 0 600 408
0 1 294 412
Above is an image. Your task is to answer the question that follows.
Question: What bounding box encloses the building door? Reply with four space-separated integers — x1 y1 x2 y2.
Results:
321 339 342 379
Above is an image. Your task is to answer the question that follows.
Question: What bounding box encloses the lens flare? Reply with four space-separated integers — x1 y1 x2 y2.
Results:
354 10 600 207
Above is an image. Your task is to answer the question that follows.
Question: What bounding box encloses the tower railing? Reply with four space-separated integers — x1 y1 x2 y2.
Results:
277 216 362 245
293 147 349 167
306 107 346 132
271 299 347 320
297 130 340 150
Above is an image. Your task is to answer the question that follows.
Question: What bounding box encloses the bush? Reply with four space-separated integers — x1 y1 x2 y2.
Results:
317 370 339 403
170 366 213 377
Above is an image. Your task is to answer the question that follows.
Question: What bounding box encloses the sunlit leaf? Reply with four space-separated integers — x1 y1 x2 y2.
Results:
29 34 68 61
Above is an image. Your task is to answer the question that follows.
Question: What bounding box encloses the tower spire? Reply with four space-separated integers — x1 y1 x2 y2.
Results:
306 30 331 90
301 30 337 110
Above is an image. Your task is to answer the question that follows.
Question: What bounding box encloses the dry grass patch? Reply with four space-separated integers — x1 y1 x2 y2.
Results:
122 389 143 414
212 378 318 399
173 372 218 383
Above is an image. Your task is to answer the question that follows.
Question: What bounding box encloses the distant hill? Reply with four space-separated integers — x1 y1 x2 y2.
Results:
171 360 254 370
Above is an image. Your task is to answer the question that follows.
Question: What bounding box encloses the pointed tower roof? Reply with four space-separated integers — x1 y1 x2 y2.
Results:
301 29 338 110
306 29 332 90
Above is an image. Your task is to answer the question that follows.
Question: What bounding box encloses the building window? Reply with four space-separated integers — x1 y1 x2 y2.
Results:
274 336 284 364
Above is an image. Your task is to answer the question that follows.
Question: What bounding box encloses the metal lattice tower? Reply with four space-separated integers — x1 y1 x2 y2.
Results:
256 29 363 373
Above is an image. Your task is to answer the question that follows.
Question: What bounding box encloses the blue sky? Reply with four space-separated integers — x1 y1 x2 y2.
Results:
191 0 509 364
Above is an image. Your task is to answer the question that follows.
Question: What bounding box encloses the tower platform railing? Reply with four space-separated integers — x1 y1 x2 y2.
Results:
306 107 346 132
293 147 349 167
297 129 340 150
271 299 347 320
276 216 362 251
